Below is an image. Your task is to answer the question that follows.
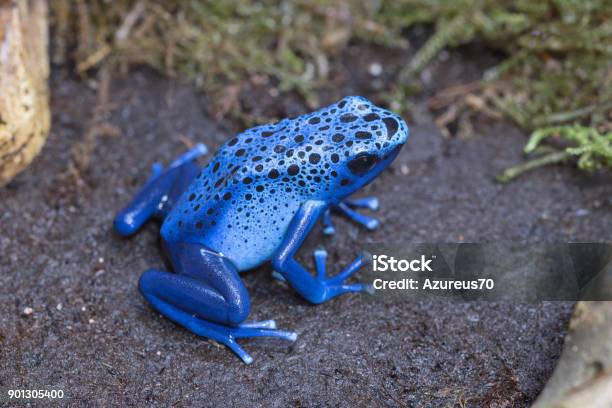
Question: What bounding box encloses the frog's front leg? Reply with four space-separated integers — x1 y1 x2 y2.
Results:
322 197 380 235
139 240 296 364
272 201 371 304
114 144 207 236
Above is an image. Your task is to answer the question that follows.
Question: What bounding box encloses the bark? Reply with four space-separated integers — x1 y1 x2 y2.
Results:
0 0 50 186
533 301 612 408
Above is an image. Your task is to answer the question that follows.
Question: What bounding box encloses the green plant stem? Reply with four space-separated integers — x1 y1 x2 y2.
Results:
496 150 572 183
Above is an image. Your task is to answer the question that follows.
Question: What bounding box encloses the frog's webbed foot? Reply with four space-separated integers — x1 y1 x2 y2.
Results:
273 249 373 300
322 197 380 235
273 201 374 303
184 317 297 365
311 249 374 298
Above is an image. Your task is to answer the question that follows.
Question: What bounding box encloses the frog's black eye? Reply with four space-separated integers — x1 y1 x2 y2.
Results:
348 152 378 175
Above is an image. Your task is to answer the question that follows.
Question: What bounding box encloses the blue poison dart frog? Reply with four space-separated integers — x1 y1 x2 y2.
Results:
114 96 409 364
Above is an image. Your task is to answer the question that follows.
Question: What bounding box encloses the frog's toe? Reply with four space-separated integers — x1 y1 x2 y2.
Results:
311 250 372 301
326 282 372 299
327 252 366 285
321 209 336 235
225 339 254 365
313 249 328 279
324 197 381 235
148 162 164 181
336 202 380 231
168 143 208 169
271 270 287 282
346 196 379 211
323 225 336 235
184 316 295 364
147 143 206 182
240 319 277 329
233 325 298 342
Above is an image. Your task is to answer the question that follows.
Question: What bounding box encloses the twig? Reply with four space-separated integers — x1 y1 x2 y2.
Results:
115 0 146 44
71 64 113 172
428 81 482 110
496 150 571 183
76 44 111 73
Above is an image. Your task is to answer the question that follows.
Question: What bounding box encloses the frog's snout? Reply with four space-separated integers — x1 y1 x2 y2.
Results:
379 114 409 167
384 113 410 148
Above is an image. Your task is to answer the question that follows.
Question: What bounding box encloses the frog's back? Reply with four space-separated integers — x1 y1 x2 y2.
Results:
161 118 310 270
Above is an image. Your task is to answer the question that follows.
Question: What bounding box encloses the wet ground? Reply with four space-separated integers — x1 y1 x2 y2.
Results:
1 44 611 407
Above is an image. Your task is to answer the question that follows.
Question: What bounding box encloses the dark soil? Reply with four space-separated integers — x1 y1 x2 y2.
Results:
1 44 611 407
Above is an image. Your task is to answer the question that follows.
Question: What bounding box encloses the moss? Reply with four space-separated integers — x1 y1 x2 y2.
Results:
376 0 611 178
50 0 612 177
50 0 375 122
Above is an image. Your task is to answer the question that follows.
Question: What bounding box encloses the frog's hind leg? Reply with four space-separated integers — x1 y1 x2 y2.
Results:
138 241 297 364
114 144 207 236
322 197 380 236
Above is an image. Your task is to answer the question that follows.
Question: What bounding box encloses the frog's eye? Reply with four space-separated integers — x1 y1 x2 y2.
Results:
348 152 378 175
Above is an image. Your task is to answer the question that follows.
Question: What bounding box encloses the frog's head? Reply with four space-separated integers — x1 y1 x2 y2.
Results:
311 96 409 201
227 96 408 205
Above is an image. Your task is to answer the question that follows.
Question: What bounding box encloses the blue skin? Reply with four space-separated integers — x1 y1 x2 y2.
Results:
114 96 409 364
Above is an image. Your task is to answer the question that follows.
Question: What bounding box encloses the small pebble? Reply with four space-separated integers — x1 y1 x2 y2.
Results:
467 314 480 323
368 62 383 77
22 307 33 316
